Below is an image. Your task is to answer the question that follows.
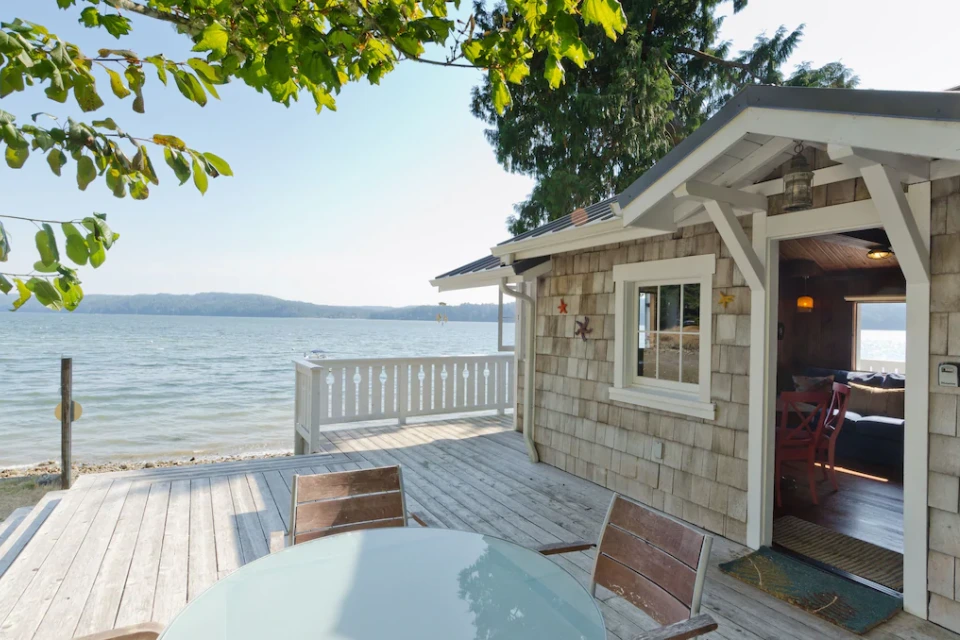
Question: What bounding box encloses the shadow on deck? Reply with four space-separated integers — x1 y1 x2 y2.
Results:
0 415 954 640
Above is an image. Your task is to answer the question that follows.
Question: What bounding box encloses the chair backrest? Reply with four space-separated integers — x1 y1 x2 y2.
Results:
778 391 830 444
822 382 852 440
289 465 409 545
591 495 713 626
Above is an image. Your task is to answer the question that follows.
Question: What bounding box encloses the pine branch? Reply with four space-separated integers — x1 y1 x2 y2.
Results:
677 46 752 72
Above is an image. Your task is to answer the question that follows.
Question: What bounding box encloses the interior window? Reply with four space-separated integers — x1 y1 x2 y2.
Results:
855 301 906 373
636 283 701 385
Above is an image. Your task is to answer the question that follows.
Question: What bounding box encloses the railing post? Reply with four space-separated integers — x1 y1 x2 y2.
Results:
496 359 506 416
60 356 73 490
294 365 305 455
397 362 408 426
309 366 324 453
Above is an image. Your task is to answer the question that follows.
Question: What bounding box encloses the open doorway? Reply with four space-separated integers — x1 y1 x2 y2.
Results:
771 228 906 596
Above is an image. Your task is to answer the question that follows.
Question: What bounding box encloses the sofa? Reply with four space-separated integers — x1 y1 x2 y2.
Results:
797 367 905 470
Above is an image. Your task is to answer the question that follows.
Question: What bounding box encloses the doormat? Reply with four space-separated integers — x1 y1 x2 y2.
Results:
774 516 903 592
719 547 901 635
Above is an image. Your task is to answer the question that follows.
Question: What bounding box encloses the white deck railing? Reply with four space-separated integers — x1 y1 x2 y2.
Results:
293 354 514 454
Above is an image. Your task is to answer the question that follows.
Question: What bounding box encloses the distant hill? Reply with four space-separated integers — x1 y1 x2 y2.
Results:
18 292 515 322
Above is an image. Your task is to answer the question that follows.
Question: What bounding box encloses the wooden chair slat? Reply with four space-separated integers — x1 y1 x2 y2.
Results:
295 491 404 533
294 517 406 544
608 496 704 569
599 524 697 606
594 555 690 626
296 466 401 502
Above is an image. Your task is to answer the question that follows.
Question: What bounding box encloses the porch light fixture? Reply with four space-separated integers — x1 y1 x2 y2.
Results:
866 246 895 260
783 142 814 212
796 276 814 313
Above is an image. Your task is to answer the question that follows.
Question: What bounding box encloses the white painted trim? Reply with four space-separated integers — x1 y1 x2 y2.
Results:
704 200 765 291
613 254 716 282
608 386 716 421
674 181 768 212
612 255 715 414
765 200 881 240
827 144 930 182
746 211 773 549
860 164 931 284
903 181 931 619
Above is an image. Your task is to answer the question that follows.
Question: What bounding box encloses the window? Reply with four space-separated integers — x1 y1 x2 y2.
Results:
611 255 715 420
850 298 906 373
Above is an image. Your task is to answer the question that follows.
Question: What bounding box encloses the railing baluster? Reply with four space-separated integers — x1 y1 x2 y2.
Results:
358 365 370 417
331 366 343 420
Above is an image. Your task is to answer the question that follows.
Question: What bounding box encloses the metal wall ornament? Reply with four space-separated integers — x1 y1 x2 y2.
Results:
574 317 593 341
783 142 815 212
558 298 568 314
718 291 735 309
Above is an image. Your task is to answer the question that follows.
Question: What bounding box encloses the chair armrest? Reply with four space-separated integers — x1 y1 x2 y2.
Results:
410 512 429 528
535 540 596 556
269 530 288 553
633 614 718 640
75 622 166 640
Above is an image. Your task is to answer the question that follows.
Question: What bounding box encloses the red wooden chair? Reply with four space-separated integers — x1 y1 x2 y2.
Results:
816 382 852 491
775 391 830 507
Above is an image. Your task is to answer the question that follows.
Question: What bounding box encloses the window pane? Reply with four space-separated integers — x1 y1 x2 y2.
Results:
638 331 657 378
682 284 701 331
857 302 906 373
657 333 682 382
681 333 700 384
638 286 657 333
659 284 681 331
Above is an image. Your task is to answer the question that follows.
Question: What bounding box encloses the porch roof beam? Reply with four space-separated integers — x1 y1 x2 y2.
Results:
703 199 765 291
827 144 931 182
859 163 930 284
673 181 768 212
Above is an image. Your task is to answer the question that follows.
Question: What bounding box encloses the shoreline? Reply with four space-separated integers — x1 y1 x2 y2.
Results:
0 449 295 480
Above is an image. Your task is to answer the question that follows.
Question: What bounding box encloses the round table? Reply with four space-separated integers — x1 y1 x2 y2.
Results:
159 527 606 640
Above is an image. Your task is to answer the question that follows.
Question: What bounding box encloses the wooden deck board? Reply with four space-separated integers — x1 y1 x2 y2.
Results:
0 414 955 640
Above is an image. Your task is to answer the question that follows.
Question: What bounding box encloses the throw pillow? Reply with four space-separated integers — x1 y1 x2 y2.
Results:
792 374 835 393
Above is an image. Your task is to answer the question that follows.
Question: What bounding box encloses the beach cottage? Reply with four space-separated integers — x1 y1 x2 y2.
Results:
432 86 960 630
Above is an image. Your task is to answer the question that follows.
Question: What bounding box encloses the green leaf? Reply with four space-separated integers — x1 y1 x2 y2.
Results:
55 277 83 311
0 273 12 295
490 72 511 115
62 222 83 238
65 233 89 265
92 117 119 130
202 152 233 177
192 158 208 194
33 260 60 273
105 67 131 99
164 148 191 184
193 22 229 57
99 14 132 38
35 223 59 266
77 155 96 190
184 72 208 107
172 70 197 103
145 56 168 85
581 0 627 40
5 144 28 169
544 53 564 89
0 221 9 262
83 215 117 249
26 277 64 311
11 278 31 310
73 77 105 112
130 180 149 200
86 234 106 268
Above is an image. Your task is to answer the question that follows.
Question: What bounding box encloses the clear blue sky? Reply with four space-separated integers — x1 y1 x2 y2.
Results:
3 1 958 307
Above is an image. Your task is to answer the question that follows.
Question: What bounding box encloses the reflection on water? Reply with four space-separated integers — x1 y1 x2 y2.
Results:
0 314 511 467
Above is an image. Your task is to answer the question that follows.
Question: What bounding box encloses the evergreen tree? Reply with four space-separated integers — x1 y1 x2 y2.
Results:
469 0 858 235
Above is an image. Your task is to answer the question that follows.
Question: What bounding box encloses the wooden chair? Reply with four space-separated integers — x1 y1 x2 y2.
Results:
816 382 852 491
775 391 830 507
536 494 717 640
270 465 426 551
75 623 165 640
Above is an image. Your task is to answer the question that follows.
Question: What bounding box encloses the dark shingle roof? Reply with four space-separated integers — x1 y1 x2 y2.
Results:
433 255 549 281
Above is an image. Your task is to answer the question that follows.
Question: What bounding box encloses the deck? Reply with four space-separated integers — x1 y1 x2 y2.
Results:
0 414 955 640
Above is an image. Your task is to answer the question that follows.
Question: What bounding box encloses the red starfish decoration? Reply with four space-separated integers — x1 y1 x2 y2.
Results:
558 298 568 314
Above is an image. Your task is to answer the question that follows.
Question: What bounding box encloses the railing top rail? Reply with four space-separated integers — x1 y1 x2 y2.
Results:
293 354 512 368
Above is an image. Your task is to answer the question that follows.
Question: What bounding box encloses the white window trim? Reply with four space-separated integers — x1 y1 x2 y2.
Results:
611 254 716 420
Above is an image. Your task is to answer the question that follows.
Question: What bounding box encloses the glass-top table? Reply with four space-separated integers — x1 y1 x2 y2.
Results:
159 527 606 640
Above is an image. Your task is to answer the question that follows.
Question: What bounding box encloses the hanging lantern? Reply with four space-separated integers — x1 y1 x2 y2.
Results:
783 142 814 212
866 246 895 260
796 276 814 313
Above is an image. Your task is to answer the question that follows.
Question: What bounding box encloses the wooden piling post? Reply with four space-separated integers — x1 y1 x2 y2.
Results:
61 356 72 490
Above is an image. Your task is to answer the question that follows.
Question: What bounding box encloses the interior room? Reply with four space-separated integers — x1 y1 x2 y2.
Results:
772 227 906 596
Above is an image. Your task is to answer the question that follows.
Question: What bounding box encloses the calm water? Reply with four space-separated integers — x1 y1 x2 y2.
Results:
0 314 512 468
860 329 907 363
